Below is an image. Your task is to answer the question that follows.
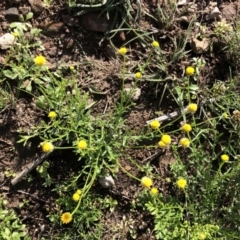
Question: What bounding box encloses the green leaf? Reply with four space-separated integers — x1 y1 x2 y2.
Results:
26 12 33 21
3 70 18 79
5 228 10 236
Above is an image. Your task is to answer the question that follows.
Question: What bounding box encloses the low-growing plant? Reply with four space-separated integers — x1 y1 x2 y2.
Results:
0 198 30 240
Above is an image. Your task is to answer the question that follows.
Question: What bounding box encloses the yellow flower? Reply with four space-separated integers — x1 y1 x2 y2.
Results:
48 111 57 118
150 187 158 195
199 233 207 239
118 47 127 55
77 140 87 150
158 140 166 148
152 41 160 48
161 134 171 145
12 31 19 37
187 103 198 113
69 66 74 71
72 193 80 202
180 138 190 148
76 189 82 195
41 142 54 153
185 66 195 76
165 178 171 183
141 176 153 188
222 112 228 118
34 55 46 66
176 178 187 189
221 154 229 162
150 120 160 130
135 72 142 79
181 123 192 132
61 212 72 224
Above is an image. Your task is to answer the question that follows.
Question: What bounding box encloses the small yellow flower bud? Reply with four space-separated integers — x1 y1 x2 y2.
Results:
72 193 80 202
187 103 198 113
150 187 159 195
48 111 57 118
185 66 195 76
181 123 192 132
161 134 171 145
158 141 166 148
34 55 46 66
221 154 229 162
118 47 127 55
199 233 207 239
152 41 160 48
76 189 82 195
150 120 160 130
135 72 142 79
180 137 190 148
41 142 54 153
141 176 153 188
77 140 87 150
176 178 187 189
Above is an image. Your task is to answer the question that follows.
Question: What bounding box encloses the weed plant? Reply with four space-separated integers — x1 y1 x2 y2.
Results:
0 198 30 240
1 3 240 239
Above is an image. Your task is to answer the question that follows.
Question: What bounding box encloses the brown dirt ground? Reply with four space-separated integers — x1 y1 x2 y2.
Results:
0 0 239 239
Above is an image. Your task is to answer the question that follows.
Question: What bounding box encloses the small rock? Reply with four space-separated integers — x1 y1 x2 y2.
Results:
177 0 190 6
0 33 15 50
82 12 110 32
124 87 141 101
28 0 44 15
98 175 115 188
206 7 222 21
190 38 209 54
41 21 64 37
4 8 19 22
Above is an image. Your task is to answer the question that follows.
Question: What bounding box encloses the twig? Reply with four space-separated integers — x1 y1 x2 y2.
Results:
146 107 188 125
11 141 63 186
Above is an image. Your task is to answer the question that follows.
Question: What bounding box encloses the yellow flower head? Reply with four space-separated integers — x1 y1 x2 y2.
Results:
135 72 142 79
150 120 160 130
185 66 195 76
222 112 228 119
221 154 229 162
48 111 57 119
199 233 207 239
176 178 187 189
41 142 54 153
61 212 72 224
158 140 166 148
12 31 19 37
150 187 159 195
187 103 198 113
161 134 171 145
77 140 87 150
181 123 192 132
141 176 153 188
34 55 46 66
118 47 127 55
69 66 74 71
76 189 82 195
180 137 190 148
152 41 160 48
72 193 80 202
165 177 171 183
